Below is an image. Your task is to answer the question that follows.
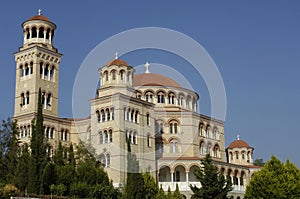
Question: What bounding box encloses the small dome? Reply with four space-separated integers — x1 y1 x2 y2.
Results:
28 15 51 22
228 139 252 149
105 59 129 67
133 73 181 88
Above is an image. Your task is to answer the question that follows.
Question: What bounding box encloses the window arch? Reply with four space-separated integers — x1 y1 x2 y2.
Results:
120 70 125 80
198 123 204 136
205 125 211 138
104 130 108 143
99 131 103 144
213 144 220 158
104 71 108 81
31 27 37 38
109 129 113 143
177 94 184 106
145 91 154 102
170 139 180 153
111 70 116 80
199 141 205 155
169 120 178 134
212 127 218 140
157 91 165 104
206 143 212 155
147 134 151 147
168 92 175 105
146 113 150 126
96 110 100 122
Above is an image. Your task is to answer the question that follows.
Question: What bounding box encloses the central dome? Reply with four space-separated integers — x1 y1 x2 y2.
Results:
228 139 252 149
133 73 181 88
105 59 129 67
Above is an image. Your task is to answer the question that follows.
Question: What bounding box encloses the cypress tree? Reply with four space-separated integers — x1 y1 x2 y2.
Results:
68 143 76 166
190 154 233 199
14 144 30 192
124 138 145 199
28 88 47 194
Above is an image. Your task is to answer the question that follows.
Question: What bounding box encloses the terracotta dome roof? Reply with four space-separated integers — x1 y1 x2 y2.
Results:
133 73 181 88
105 59 129 67
28 15 51 22
228 139 252 149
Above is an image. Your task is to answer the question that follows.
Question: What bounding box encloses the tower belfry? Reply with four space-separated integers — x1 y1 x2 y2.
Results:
14 10 62 119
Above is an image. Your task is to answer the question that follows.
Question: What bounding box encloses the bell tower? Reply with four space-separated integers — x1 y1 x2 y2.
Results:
14 10 62 120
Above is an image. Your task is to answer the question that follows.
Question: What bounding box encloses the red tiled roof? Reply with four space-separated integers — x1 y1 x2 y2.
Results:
105 59 129 67
28 15 51 22
228 139 252 149
133 73 181 88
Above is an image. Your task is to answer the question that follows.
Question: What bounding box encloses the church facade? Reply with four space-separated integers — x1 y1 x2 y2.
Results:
14 12 259 199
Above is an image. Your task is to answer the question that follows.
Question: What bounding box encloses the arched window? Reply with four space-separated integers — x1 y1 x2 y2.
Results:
50 66 55 80
99 131 103 144
39 27 44 38
104 71 108 81
120 70 124 80
106 108 110 121
145 91 154 102
104 130 108 143
106 154 110 167
199 141 205 155
158 122 164 134
111 70 116 80
169 121 178 134
30 62 33 75
235 152 239 159
198 123 204 136
131 110 134 122
168 93 175 104
146 113 150 126
109 129 113 143
133 132 137 144
205 126 211 138
177 95 184 106
99 154 105 167
212 127 217 139
96 110 100 122
31 27 37 38
147 134 151 147
157 92 165 104
101 110 105 122
170 140 179 153
111 107 114 120
135 111 138 123
213 145 219 158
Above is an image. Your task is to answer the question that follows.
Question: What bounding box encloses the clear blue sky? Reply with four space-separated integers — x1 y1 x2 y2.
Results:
0 1 299 166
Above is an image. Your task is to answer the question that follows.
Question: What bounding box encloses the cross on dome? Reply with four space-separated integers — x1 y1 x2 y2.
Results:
145 62 150 74
115 52 118 60
237 134 240 140
38 9 42 16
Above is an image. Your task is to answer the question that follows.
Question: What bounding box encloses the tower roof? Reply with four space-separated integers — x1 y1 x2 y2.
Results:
28 15 51 22
228 139 252 149
105 59 129 67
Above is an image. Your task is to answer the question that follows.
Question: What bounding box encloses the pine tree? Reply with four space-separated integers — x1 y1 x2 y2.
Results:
124 138 145 199
28 88 47 194
190 154 233 199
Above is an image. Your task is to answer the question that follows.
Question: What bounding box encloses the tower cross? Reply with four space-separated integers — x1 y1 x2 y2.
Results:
38 9 42 16
145 62 150 74
115 52 118 59
237 134 240 140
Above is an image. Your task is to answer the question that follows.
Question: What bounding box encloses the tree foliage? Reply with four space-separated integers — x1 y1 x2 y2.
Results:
244 155 300 199
28 88 46 194
124 138 145 199
190 154 233 199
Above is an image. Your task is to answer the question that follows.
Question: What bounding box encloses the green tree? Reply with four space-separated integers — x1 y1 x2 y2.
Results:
253 158 265 166
190 154 233 199
166 187 172 199
68 143 75 166
124 138 145 199
14 144 30 192
142 172 158 199
156 186 167 199
172 184 184 199
42 162 56 195
54 141 64 166
28 88 47 194
244 155 300 199
0 118 19 183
